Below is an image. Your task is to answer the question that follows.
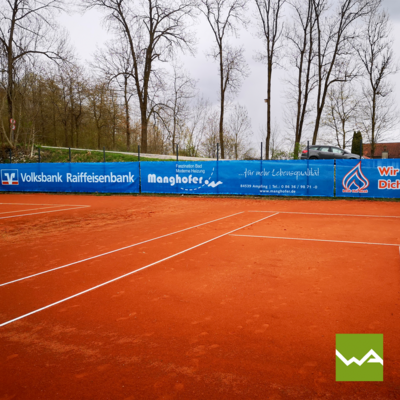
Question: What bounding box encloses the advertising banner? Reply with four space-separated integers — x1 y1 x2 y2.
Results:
336 159 400 198
0 163 139 193
141 160 334 197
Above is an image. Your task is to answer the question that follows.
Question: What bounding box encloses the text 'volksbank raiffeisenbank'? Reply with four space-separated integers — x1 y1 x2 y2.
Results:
0 163 139 193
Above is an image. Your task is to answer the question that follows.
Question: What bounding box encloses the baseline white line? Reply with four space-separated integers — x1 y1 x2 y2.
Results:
248 211 400 219
0 213 279 327
0 211 245 287
0 205 65 215
230 234 400 247
0 203 90 207
0 206 90 220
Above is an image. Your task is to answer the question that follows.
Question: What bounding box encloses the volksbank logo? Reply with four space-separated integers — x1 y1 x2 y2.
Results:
336 334 383 381
1 169 19 185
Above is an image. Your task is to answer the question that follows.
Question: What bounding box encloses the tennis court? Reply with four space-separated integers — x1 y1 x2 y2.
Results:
0 194 399 399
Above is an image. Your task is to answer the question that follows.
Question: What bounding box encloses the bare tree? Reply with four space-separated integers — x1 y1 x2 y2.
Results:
226 103 252 159
322 81 360 149
0 0 66 146
156 64 196 154
201 108 220 158
254 0 286 159
183 95 211 156
93 41 136 150
258 119 282 159
285 0 317 158
355 10 399 156
85 0 196 153
311 0 379 145
88 80 108 150
199 0 248 159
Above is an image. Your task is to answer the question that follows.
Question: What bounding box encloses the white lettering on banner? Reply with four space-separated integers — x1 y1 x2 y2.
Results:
146 168 223 191
241 168 320 180
66 172 135 183
148 174 204 186
21 172 63 183
18 172 135 184
272 168 319 180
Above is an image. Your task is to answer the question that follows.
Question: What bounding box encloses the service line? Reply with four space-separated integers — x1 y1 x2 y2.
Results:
0 202 90 207
248 210 400 219
0 205 65 215
0 211 245 287
230 234 400 247
0 213 279 327
0 205 90 220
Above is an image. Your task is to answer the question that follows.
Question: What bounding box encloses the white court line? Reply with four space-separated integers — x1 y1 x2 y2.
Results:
248 211 400 219
0 206 90 220
230 234 400 247
0 202 90 207
0 205 65 215
0 211 245 287
0 213 279 327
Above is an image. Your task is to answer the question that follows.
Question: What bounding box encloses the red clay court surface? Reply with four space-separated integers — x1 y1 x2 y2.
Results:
0 194 399 399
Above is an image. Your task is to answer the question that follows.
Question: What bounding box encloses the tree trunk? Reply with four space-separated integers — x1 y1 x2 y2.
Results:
76 124 79 148
312 107 323 145
7 65 14 146
124 77 131 151
52 101 57 146
64 123 68 148
7 12 16 147
219 49 225 159
265 60 272 160
371 92 376 158
140 110 148 153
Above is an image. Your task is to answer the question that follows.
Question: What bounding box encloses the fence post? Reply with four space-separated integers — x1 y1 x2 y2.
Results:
306 141 310 196
359 137 363 159
176 144 178 162
9 149 12 164
38 147 41 163
103 147 106 162
216 143 219 194
138 145 141 194
260 142 263 196
69 147 71 162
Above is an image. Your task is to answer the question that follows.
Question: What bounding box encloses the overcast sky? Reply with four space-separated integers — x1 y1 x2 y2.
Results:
58 0 400 151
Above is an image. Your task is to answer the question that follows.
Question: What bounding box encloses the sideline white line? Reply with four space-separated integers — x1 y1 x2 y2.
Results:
0 205 64 215
0 211 245 287
0 213 279 327
0 203 90 207
230 234 400 247
248 211 400 219
0 206 90 220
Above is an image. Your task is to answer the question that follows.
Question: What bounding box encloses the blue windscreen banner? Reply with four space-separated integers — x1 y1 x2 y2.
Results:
141 160 334 197
0 162 139 193
336 159 400 198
